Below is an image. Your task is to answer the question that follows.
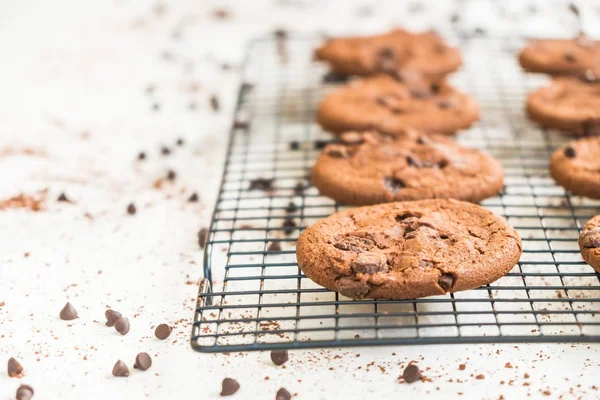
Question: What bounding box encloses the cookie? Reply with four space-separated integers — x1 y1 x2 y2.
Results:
519 36 600 75
296 199 522 300
527 77 600 136
314 29 462 79
311 130 504 205
550 136 600 198
316 75 479 136
579 215 600 273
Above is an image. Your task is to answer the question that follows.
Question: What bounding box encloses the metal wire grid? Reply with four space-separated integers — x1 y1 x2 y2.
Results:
191 34 600 352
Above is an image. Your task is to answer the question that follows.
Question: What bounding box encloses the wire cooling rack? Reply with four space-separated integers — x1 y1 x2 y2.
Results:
191 34 600 352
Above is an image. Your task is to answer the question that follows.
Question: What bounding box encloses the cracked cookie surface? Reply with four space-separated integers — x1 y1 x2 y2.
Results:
519 37 600 75
316 75 479 136
579 215 600 273
550 136 600 199
311 130 504 205
527 77 600 136
314 28 462 79
296 199 522 300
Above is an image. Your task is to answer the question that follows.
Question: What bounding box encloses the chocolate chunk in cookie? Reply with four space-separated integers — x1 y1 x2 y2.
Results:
316 75 479 136
314 28 462 79
527 77 600 136
519 37 600 75
579 215 600 273
550 136 600 199
296 199 522 300
311 130 503 205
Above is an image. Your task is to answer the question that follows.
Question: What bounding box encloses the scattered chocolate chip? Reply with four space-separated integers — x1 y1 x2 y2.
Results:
210 95 220 112
188 192 199 202
138 151 146 160
274 29 287 39
213 8 231 20
241 82 254 92
161 146 172 156
267 242 282 252
564 52 576 62
438 273 454 292
249 178 274 191
127 203 137 215
337 277 371 298
57 193 69 202
59 302 78 320
112 360 130 377
220 378 240 396
282 218 296 235
564 146 576 158
322 71 348 83
314 140 329 149
198 227 209 249
105 310 122 327
232 120 250 130
383 176 405 194
166 169 177 181
476 374 485 380
276 388 291 400
155 323 173 340
430 83 441 94
289 141 300 151
176 138 185 146
402 364 422 383
7 357 23 378
351 252 388 274
134 352 152 371
114 318 130 335
15 384 34 400
285 202 298 213
270 350 289 366
459 363 466 370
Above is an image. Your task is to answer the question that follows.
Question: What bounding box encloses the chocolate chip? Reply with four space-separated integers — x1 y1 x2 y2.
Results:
267 242 282 252
322 71 348 83
166 169 177 181
282 218 296 236
176 138 185 146
285 201 298 214
198 227 209 249
15 384 34 400
155 323 172 340
406 156 422 168
233 120 250 130
314 140 329 149
402 364 422 383
161 146 171 155
114 318 130 335
564 146 576 158
138 151 146 160
564 52 576 63
337 277 371 298
438 273 455 292
289 141 300 151
276 388 292 400
351 252 388 274
112 360 130 377
437 159 449 169
57 193 69 202
430 83 440 94
127 203 137 215
270 350 289 366
210 95 220 112
220 378 240 396
134 352 152 371
327 146 347 158
383 176 405 194
105 310 122 327
7 357 23 378
188 192 199 202
334 235 375 252
59 302 78 320
249 178 274 191
274 29 287 39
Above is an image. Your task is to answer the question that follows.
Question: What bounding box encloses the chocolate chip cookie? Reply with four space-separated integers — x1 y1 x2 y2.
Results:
311 130 504 205
579 215 600 273
527 77 600 136
296 199 522 300
314 28 462 79
316 75 479 136
519 36 600 75
550 136 600 198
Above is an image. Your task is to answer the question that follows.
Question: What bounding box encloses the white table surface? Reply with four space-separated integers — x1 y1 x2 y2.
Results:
1 0 600 399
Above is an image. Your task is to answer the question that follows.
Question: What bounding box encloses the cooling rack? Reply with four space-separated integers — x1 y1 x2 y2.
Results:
190 34 600 352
